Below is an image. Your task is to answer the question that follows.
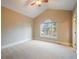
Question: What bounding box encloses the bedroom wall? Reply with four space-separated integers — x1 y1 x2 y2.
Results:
33 9 72 46
1 7 33 47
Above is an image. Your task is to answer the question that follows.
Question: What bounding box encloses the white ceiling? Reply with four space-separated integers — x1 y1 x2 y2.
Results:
2 0 77 18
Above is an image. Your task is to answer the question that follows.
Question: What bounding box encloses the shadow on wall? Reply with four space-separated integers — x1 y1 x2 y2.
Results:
1 7 33 47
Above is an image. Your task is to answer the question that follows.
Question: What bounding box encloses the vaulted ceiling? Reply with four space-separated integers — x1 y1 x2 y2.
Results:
2 0 77 18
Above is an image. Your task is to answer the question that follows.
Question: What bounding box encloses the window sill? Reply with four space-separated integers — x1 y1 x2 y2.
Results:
40 35 57 39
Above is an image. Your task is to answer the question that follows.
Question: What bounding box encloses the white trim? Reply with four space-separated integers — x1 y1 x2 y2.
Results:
1 40 71 49
1 40 31 49
53 41 71 46
34 39 71 46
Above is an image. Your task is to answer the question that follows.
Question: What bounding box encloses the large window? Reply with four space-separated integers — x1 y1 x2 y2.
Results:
40 19 57 39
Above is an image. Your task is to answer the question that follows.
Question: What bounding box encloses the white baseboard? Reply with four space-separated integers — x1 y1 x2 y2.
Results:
54 41 71 46
34 39 71 46
1 40 71 49
1 40 31 49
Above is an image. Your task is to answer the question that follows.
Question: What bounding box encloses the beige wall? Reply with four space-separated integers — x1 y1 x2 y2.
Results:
33 9 72 46
1 7 72 47
1 7 33 46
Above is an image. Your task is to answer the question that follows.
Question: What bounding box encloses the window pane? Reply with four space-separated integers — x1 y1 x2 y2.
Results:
40 20 57 39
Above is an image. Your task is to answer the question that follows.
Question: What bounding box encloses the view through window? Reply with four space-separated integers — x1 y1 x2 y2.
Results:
40 19 57 39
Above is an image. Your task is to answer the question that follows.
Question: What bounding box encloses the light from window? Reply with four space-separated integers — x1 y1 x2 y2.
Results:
40 20 57 39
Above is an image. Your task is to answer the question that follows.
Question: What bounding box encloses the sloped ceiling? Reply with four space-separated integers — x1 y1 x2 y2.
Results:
2 0 76 18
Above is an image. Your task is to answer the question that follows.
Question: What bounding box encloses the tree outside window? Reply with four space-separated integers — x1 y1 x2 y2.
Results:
40 19 57 39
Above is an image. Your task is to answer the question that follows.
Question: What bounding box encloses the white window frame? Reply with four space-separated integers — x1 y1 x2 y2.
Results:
40 19 57 39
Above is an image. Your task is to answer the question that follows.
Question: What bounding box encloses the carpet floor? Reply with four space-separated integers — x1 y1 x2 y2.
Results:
1 40 76 59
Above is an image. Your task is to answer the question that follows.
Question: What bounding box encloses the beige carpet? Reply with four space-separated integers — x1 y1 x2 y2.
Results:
1 40 76 59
